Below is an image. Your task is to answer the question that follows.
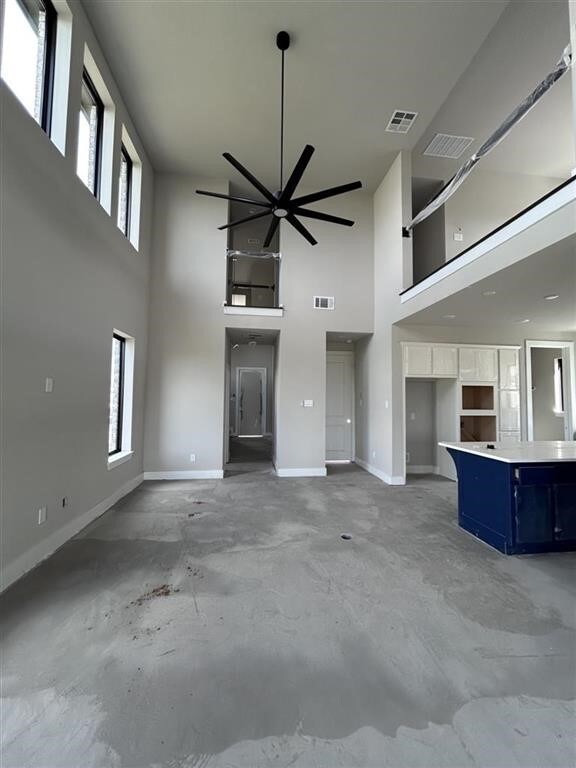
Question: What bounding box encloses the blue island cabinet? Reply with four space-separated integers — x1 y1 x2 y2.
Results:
441 442 576 554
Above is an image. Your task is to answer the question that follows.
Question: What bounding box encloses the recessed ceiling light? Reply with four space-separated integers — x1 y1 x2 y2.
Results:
346 339 353 344
544 294 559 300
443 314 456 319
482 290 497 296
514 318 531 324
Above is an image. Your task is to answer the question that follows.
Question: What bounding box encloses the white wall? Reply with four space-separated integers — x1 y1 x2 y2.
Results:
0 0 154 589
144 176 374 476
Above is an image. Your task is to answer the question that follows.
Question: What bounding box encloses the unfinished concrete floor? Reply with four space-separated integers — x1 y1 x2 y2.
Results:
1 465 575 768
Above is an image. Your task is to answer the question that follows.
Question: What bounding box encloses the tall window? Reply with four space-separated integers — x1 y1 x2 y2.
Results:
117 144 133 236
0 0 57 132
77 69 103 196
108 334 125 455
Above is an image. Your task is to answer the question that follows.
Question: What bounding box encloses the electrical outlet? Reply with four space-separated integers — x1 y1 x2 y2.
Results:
190 454 196 463
454 231 463 242
45 377 54 393
371 450 376 459
37 506 47 525
406 452 411 463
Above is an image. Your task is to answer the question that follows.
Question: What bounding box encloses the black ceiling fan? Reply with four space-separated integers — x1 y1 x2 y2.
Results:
196 31 362 247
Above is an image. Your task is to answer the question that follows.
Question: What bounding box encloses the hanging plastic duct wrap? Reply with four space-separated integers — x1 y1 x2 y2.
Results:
405 45 573 234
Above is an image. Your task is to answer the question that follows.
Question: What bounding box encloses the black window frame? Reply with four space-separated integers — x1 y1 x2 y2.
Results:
2 0 58 132
79 68 104 198
108 333 125 457
118 144 133 237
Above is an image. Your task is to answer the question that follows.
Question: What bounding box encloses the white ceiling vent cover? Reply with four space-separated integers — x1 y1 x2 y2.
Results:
423 133 474 159
314 296 335 310
385 110 418 134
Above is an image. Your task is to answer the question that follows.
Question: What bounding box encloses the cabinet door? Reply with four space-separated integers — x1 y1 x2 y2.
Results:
499 390 520 431
404 345 432 376
514 485 554 544
499 349 519 389
459 348 477 381
432 346 457 376
554 484 576 540
499 431 521 444
476 349 498 381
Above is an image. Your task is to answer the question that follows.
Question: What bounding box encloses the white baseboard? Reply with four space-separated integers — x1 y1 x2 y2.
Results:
276 467 328 478
143 470 224 480
355 457 405 486
1 473 144 594
406 465 438 474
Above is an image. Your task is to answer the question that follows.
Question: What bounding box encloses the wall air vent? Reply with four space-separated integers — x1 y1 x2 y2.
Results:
314 296 335 310
385 110 418 134
423 133 474 159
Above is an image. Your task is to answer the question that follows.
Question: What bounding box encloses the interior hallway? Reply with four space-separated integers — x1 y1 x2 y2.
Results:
1 466 574 768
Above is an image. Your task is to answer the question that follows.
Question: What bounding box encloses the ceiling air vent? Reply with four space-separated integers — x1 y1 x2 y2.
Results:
385 110 418 134
314 296 335 310
423 133 474 159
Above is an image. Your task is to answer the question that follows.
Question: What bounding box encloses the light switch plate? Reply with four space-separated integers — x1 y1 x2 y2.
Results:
38 506 47 525
45 377 54 393
303 400 314 408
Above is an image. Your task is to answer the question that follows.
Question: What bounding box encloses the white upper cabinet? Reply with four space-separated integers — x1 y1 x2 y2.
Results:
500 389 521 430
499 348 520 390
432 346 458 376
459 348 498 382
404 344 432 376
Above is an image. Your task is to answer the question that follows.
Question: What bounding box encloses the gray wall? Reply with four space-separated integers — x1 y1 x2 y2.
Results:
144 176 374 474
405 380 436 468
531 347 565 440
412 179 445 283
0 0 154 587
444 170 564 261
230 344 275 434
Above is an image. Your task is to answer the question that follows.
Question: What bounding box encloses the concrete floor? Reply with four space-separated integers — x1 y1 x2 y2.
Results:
1 465 574 768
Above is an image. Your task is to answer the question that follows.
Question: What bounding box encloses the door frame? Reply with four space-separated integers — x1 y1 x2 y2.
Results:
236 367 267 436
525 340 575 441
325 350 355 462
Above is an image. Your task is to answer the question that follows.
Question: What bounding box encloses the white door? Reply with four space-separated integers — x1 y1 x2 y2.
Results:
237 368 266 435
326 352 354 461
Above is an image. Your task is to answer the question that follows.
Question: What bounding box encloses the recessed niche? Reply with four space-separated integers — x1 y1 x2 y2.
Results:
460 415 496 442
461 385 494 410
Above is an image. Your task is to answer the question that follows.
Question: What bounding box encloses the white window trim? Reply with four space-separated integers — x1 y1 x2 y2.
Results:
107 329 135 466
107 450 134 469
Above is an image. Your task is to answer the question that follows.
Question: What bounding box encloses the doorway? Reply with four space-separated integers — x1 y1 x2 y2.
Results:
526 340 575 441
224 329 278 472
326 350 354 461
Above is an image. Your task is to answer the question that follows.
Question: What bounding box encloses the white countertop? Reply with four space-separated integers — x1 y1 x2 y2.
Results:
438 441 576 464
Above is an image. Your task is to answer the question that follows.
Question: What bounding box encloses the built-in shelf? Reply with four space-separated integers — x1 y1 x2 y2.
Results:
461 384 494 410
460 415 497 442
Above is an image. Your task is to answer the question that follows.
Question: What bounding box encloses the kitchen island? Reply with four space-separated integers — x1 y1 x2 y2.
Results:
439 441 576 554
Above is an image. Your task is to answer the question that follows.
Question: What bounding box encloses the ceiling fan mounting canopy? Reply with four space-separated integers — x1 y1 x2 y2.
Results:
196 31 362 247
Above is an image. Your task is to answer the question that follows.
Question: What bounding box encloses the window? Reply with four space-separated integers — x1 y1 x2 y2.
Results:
554 357 564 414
108 334 125 456
117 144 133 236
77 69 103 196
108 331 135 465
1 0 57 131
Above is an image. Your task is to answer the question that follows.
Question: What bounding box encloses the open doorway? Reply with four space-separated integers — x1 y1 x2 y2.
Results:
224 329 278 473
526 340 575 441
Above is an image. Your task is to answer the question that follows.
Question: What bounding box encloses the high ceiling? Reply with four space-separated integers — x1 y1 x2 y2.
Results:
82 0 518 191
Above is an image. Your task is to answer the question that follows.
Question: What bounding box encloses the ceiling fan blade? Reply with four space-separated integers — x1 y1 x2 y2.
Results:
218 210 272 230
222 153 276 203
287 214 317 246
263 216 280 248
196 190 271 208
279 144 315 204
294 207 354 226
291 180 362 208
